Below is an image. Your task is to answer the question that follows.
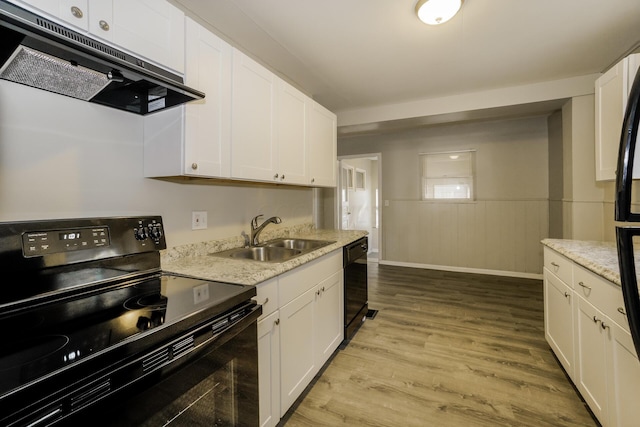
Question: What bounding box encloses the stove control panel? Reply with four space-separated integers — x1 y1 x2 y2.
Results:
133 219 163 244
22 226 110 257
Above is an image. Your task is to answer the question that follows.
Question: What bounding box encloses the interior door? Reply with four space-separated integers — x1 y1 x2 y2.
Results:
339 162 352 229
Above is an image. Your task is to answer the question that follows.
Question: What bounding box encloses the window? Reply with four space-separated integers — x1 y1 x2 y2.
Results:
420 150 475 201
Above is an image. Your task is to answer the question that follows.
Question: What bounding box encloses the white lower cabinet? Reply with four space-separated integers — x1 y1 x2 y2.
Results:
256 250 343 426
256 278 280 427
258 310 280 427
608 320 640 427
543 268 575 376
575 295 609 422
544 247 640 427
279 285 317 413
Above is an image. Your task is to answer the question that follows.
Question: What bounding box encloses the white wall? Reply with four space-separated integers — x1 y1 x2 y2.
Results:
339 116 549 277
0 82 313 248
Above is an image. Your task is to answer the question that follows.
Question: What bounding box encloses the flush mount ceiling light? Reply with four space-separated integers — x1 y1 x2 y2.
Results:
415 0 464 25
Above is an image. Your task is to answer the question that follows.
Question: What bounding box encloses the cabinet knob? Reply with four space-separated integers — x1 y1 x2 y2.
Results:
70 6 83 19
564 292 570 298
274 318 280 325
601 322 610 330
99 20 110 31
551 262 559 268
592 316 601 324
281 174 285 180
311 178 315 183
262 297 269 305
274 173 279 179
191 163 198 170
618 307 627 316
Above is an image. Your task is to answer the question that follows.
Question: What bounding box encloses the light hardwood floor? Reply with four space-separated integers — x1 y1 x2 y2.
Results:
281 263 599 427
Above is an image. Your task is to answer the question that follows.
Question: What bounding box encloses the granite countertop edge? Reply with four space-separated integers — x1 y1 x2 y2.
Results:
541 238 623 286
161 226 368 286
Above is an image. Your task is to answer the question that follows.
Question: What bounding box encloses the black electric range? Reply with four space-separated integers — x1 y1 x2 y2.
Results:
0 216 260 426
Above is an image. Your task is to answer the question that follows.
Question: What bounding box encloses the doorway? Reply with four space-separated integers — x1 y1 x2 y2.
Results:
338 154 381 262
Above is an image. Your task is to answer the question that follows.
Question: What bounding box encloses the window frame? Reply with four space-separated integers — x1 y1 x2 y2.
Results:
420 150 476 202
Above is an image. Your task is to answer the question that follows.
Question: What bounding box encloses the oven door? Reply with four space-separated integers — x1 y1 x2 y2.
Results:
61 303 261 427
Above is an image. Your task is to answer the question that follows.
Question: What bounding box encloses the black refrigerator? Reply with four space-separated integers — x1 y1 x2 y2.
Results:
615 66 640 360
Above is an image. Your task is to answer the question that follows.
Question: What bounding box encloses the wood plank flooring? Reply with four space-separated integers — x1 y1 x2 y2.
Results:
281 263 599 427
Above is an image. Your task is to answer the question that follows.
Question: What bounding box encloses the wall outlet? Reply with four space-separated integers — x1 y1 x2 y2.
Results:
193 283 210 304
192 211 208 230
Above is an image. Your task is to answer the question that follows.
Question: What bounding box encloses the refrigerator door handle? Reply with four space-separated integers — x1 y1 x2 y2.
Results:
616 226 640 359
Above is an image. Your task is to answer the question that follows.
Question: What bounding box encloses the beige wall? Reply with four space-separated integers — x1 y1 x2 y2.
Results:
339 116 549 276
0 82 313 248
560 94 609 241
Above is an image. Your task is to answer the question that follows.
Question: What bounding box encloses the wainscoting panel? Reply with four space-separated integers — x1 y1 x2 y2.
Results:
384 200 549 275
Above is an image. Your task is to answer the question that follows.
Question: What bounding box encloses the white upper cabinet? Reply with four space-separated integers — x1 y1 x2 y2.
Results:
275 80 309 185
183 17 232 177
144 18 232 178
108 0 185 74
12 0 90 30
308 101 337 187
231 50 277 182
595 53 640 181
8 0 185 74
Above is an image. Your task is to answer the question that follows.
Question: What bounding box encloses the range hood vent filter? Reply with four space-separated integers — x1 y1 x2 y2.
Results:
0 45 110 101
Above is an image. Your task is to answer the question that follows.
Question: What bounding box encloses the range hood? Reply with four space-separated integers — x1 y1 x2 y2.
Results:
0 1 204 115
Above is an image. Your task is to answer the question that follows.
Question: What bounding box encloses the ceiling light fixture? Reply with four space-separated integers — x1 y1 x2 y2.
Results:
415 0 464 25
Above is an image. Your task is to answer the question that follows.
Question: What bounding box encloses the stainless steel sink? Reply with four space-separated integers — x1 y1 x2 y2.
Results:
263 238 334 251
212 238 335 263
215 246 301 262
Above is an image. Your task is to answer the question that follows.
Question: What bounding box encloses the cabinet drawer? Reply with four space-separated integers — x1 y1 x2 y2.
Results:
544 247 573 286
255 278 278 319
573 265 628 331
279 250 342 307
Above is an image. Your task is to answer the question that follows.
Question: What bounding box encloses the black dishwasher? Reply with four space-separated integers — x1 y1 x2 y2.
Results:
343 237 368 343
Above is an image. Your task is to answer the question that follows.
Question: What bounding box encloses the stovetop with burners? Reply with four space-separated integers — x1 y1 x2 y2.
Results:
0 216 256 411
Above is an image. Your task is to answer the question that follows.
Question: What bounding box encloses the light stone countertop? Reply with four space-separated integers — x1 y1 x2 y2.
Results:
161 226 368 286
541 238 627 286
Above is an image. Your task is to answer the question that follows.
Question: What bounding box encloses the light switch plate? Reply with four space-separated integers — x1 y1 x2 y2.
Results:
192 211 208 230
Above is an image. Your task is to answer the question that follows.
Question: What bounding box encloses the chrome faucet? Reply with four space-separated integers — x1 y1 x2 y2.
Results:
250 214 282 246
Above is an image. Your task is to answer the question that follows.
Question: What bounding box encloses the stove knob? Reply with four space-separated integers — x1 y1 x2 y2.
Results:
134 226 147 241
148 225 163 240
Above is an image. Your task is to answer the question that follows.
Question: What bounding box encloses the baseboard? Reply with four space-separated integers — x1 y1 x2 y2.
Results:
378 260 543 280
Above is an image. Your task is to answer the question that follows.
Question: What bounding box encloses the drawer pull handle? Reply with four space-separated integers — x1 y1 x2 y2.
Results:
593 316 601 324
551 262 559 268
578 281 591 290
618 307 627 316
263 297 269 305
601 322 610 330
564 292 570 298
275 318 280 325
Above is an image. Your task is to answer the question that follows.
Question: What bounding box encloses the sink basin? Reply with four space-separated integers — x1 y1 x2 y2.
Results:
263 238 335 251
220 246 301 262
212 238 335 263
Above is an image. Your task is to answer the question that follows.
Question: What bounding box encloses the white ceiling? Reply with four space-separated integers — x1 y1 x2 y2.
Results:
173 0 640 134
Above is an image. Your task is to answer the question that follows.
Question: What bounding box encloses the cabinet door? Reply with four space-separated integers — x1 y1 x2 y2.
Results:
231 49 276 182
183 17 231 178
575 296 609 425
607 319 640 427
595 54 640 181
279 286 316 416
9 0 89 30
315 270 343 366
275 80 308 185
110 0 185 73
258 310 280 427
307 100 337 187
543 269 575 377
